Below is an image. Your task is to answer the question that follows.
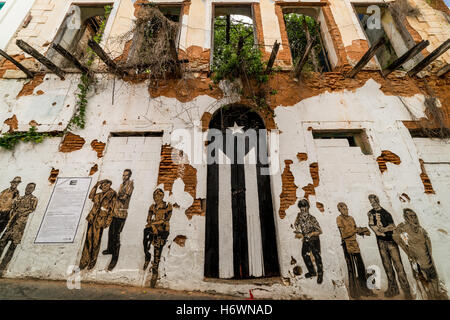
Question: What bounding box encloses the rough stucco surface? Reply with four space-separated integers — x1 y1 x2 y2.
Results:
0 0 449 300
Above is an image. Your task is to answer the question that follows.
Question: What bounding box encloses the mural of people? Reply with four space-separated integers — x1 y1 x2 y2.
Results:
143 188 172 288
79 179 116 270
336 202 374 299
0 182 38 276
0 176 21 234
367 194 412 299
393 208 448 300
103 169 134 271
294 198 323 284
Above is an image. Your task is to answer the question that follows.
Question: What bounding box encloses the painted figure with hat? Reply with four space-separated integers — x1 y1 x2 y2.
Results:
393 208 448 300
0 176 22 234
0 182 38 276
79 179 116 270
294 198 324 284
143 188 172 287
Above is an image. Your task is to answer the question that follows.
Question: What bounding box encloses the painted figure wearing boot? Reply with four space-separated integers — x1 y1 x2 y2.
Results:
143 188 172 287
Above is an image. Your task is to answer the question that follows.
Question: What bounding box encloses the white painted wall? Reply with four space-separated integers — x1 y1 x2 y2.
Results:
0 73 448 299
0 0 36 50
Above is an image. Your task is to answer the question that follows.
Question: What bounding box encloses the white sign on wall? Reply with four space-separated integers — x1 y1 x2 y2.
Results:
35 177 92 243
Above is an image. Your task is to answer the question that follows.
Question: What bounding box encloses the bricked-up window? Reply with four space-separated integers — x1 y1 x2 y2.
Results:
47 4 113 68
313 130 373 155
283 9 331 72
211 4 256 65
352 3 420 70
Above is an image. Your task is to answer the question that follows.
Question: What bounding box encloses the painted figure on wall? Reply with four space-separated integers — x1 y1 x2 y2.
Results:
336 202 374 299
0 182 38 276
294 198 323 284
143 188 173 288
367 194 412 299
79 179 116 270
393 208 448 300
0 176 22 234
103 169 134 271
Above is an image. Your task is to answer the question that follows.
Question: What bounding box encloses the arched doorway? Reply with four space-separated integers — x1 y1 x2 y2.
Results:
204 105 280 279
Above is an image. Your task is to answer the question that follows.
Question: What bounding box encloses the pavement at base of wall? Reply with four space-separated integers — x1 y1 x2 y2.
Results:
0 278 240 300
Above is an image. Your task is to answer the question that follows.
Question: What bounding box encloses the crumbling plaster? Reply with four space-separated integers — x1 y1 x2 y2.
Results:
0 73 449 299
0 0 449 300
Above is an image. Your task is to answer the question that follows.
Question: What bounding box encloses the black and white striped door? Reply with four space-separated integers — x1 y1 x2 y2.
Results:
204 106 280 279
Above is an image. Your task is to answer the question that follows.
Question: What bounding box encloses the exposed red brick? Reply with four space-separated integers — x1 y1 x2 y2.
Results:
0 54 38 78
297 153 308 162
59 132 85 153
399 193 411 202
173 235 187 247
377 150 401 173
274 4 293 65
36 90 44 95
201 112 212 132
157 145 204 219
16 74 45 98
419 159 435 194
89 164 98 176
91 140 106 158
345 39 370 66
252 3 265 49
149 76 223 102
279 159 298 219
4 115 18 132
48 168 59 184
302 183 316 199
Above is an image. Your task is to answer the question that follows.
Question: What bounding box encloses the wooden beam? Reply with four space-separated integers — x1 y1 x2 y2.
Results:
382 40 429 77
293 37 315 79
407 39 450 77
347 37 386 78
436 64 450 77
16 39 65 80
302 18 319 72
51 43 89 74
265 40 280 74
87 39 127 77
0 49 35 78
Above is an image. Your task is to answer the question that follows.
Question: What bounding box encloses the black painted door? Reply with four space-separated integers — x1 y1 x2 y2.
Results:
204 106 280 279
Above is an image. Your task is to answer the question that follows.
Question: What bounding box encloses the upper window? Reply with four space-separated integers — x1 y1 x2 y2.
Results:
282 7 331 73
47 4 113 68
125 4 183 75
352 3 421 70
211 4 256 66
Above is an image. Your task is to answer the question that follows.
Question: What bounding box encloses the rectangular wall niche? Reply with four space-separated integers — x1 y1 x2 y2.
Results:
352 3 420 70
312 129 373 155
211 4 256 66
47 3 113 69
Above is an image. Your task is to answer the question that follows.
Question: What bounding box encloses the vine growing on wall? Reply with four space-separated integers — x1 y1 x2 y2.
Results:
0 127 62 150
66 4 112 132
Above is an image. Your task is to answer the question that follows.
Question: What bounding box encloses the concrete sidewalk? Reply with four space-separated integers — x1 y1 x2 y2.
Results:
0 278 239 300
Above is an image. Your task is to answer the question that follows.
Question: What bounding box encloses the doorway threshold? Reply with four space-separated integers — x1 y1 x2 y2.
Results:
203 276 282 286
